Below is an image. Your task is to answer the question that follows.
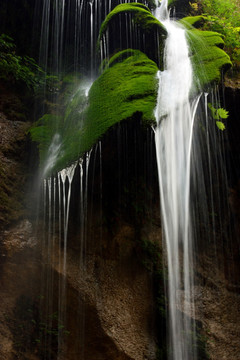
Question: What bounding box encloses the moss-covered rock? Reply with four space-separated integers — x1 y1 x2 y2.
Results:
176 16 231 89
179 15 207 29
185 27 232 90
29 9 232 176
98 2 167 41
85 49 158 130
29 50 158 175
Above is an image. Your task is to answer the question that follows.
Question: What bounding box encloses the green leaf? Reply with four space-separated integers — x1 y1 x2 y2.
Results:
216 121 226 130
208 103 229 121
216 107 229 119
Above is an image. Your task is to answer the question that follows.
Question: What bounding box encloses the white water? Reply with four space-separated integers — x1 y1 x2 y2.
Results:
60 162 78 276
41 153 94 356
154 1 199 359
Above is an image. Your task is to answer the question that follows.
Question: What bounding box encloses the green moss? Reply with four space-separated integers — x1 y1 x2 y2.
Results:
179 16 232 90
29 8 232 175
179 16 207 30
84 49 158 134
30 114 62 153
29 51 158 175
62 73 79 85
65 50 158 167
107 49 138 68
186 28 232 90
98 3 167 42
61 73 82 99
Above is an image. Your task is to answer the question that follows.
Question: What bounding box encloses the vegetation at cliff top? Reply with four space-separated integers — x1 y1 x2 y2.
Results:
191 0 240 67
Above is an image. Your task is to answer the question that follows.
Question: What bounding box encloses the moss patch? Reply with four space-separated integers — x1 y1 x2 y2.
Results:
84 49 158 136
186 28 232 90
98 3 167 41
29 50 158 175
29 11 232 175
179 16 207 29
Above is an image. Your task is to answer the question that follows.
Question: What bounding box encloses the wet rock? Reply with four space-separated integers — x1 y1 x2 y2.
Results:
0 84 31 229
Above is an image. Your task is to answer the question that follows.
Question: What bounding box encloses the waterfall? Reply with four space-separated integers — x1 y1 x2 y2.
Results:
31 0 232 358
154 1 199 359
39 0 198 357
40 154 93 358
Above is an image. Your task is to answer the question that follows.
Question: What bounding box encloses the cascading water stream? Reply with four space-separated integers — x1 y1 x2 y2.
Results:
32 0 232 358
40 154 93 358
154 1 200 359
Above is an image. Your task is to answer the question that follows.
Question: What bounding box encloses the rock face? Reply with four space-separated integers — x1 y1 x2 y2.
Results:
0 83 40 359
51 222 159 360
194 249 240 360
0 207 161 360
0 83 31 229
0 106 162 359
35 122 162 360
0 220 41 360
186 81 240 360
0 80 240 360
0 219 161 360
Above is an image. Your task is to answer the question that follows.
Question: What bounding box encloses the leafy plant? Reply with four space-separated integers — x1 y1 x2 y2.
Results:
0 33 46 91
199 0 240 66
208 103 229 130
189 2 199 12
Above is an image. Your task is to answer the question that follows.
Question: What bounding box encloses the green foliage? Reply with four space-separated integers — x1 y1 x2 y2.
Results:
0 33 15 51
214 107 229 119
0 33 61 97
208 103 229 130
200 0 240 66
0 34 44 91
189 2 199 12
215 121 225 131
